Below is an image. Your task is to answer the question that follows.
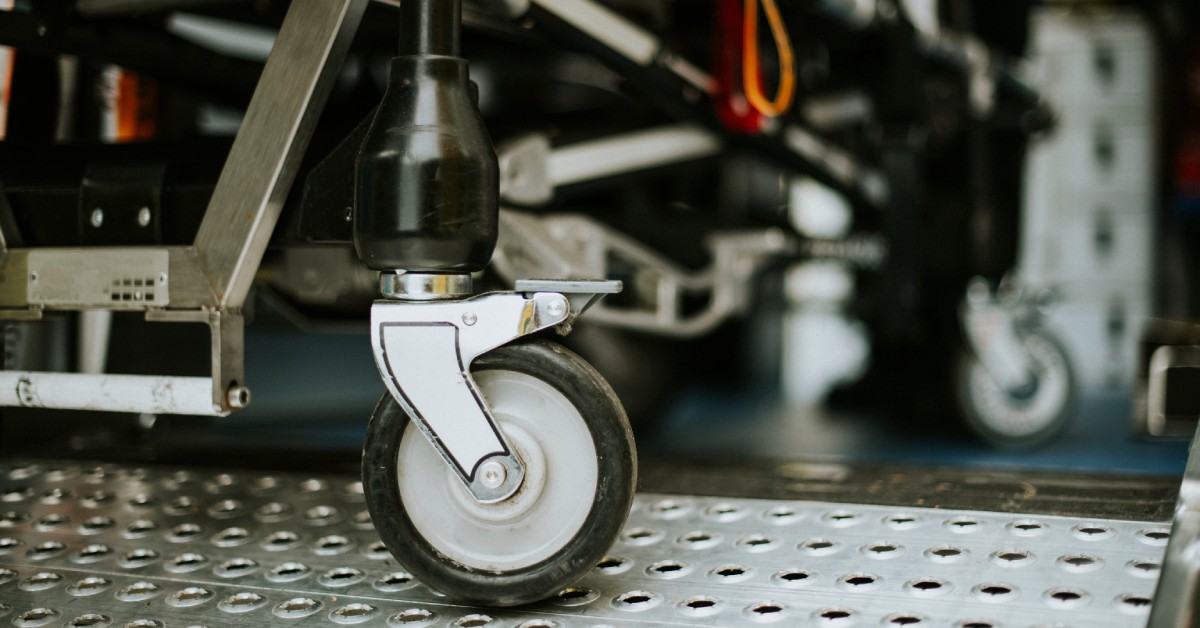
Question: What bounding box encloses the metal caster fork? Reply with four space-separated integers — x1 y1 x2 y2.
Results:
957 277 1076 447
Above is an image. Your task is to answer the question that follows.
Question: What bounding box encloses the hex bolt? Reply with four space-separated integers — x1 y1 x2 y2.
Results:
90 208 104 229
226 385 252 410
137 207 152 227
479 461 506 489
461 312 478 326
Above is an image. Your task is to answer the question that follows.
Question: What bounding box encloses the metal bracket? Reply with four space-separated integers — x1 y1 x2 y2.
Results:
494 211 792 337
497 125 723 207
514 278 621 333
0 0 366 416
370 284 615 502
960 277 1036 392
147 308 246 413
1145 345 1200 438
79 163 166 246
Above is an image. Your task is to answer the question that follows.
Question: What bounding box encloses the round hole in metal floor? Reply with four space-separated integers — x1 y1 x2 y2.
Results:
836 573 882 592
594 555 632 574
552 586 599 607
65 613 110 627
905 577 951 597
266 561 312 582
388 608 437 627
1057 553 1102 573
1043 587 1092 609
319 566 366 588
217 591 267 614
1126 559 1160 578
19 571 63 591
771 569 814 588
1116 593 1153 615
971 583 1018 603
645 559 691 579
66 576 112 596
861 541 904 559
743 601 789 623
166 586 214 608
710 564 755 583
211 526 251 547
990 549 1035 567
452 614 492 627
678 596 723 617
612 590 662 611
115 581 161 602
273 597 323 619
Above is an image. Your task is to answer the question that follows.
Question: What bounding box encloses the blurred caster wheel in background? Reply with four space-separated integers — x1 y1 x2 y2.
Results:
956 328 1076 448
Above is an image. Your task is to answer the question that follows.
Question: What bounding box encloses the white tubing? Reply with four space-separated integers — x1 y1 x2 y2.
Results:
0 372 221 416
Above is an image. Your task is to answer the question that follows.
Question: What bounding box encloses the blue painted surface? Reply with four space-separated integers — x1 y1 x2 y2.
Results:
226 323 1189 477
215 326 380 439
644 387 1190 476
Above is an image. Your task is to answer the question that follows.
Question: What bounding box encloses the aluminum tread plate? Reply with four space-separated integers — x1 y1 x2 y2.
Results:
0 460 1167 627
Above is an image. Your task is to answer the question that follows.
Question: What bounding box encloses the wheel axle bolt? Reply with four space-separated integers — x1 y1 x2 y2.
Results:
462 312 478 326
479 461 506 489
546 299 566 318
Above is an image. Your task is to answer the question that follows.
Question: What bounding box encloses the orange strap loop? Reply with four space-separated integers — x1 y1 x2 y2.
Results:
742 0 796 118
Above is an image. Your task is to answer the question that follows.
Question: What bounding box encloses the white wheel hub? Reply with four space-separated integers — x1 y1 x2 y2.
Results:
397 369 599 572
966 331 1070 439
446 422 547 524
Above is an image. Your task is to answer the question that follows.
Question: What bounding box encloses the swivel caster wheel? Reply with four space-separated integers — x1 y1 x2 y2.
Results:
955 328 1075 448
362 338 636 606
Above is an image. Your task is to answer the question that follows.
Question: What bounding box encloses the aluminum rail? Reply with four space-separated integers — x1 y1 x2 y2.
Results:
1148 419 1200 627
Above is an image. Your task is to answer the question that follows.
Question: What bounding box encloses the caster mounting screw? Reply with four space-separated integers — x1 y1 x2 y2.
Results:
479 461 507 489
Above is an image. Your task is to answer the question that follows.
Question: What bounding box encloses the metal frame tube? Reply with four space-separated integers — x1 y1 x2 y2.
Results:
399 0 461 56
0 372 214 415
193 0 368 310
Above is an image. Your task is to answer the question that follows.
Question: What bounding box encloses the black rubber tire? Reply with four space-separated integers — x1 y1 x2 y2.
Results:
362 338 637 607
561 323 681 433
955 328 1076 448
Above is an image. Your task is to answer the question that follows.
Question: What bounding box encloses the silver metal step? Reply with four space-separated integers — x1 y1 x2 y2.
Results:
0 460 1166 627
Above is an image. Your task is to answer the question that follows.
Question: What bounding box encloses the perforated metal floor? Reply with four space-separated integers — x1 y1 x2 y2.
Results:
0 460 1167 627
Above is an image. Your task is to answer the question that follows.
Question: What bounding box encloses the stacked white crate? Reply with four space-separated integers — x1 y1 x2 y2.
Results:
1019 7 1157 390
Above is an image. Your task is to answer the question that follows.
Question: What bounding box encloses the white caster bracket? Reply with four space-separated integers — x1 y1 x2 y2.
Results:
960 277 1035 392
370 279 621 503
